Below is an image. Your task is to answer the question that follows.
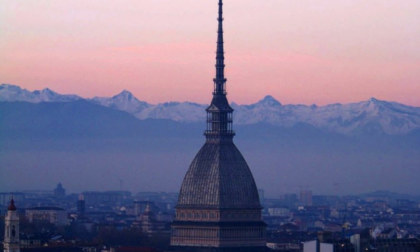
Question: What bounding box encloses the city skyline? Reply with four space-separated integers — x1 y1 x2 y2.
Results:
1 0 420 106
1 1 420 250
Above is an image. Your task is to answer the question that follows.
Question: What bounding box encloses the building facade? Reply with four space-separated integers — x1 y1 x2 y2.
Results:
300 190 313 206
77 194 85 218
25 207 68 226
81 191 129 206
268 207 290 217
170 1 267 251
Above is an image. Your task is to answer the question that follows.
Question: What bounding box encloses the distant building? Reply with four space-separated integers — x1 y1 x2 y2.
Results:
303 240 353 252
377 228 397 239
266 242 300 251
22 190 53 198
350 229 370 252
82 191 130 206
281 193 298 208
312 195 339 206
258 189 265 206
77 194 85 218
133 201 159 216
330 209 352 220
53 183 65 198
136 203 169 237
268 206 290 217
303 232 353 252
25 207 68 226
19 234 42 249
300 190 313 206
395 199 417 208
4 197 20 252
364 196 390 204
370 238 420 252
104 247 163 252
357 218 375 229
278 223 300 232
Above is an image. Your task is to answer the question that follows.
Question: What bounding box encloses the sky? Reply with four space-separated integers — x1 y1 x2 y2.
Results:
1 0 420 106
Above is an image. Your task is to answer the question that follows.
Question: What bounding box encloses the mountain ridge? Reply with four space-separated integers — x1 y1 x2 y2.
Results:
1 83 420 135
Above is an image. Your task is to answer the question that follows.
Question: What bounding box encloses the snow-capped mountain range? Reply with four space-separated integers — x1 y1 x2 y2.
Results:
2 83 420 135
0 84 82 103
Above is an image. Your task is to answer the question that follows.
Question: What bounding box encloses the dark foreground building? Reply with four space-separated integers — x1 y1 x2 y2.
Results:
170 0 267 251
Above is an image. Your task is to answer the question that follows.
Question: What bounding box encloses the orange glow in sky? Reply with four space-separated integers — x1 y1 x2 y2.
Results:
1 0 419 106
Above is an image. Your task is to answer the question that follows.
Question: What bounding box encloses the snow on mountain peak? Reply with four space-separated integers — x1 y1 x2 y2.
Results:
358 97 389 114
256 95 282 107
91 89 150 114
0 84 33 102
1 84 420 135
366 97 386 106
0 84 22 91
0 84 81 103
41 87 58 95
114 90 134 99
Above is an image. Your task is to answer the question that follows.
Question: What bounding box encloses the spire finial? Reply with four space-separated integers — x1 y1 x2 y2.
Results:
8 195 16 211
213 0 226 95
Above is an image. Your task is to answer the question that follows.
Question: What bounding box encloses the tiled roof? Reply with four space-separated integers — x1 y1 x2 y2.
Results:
177 141 261 209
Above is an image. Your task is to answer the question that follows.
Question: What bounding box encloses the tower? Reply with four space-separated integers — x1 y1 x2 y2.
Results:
170 1 267 251
53 183 65 198
4 198 20 252
139 202 155 236
77 194 85 218
300 190 313 206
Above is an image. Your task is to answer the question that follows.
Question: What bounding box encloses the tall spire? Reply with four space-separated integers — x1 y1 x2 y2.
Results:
214 0 226 95
171 0 267 249
205 0 235 142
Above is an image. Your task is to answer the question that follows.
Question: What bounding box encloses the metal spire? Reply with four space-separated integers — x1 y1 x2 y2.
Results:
214 0 226 95
205 0 234 142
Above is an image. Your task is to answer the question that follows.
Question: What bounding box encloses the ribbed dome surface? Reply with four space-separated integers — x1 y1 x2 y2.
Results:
177 141 261 209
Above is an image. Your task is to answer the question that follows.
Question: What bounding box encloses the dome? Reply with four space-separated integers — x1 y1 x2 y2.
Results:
177 141 261 209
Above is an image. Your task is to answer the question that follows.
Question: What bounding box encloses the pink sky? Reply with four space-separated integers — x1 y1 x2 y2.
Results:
1 0 419 106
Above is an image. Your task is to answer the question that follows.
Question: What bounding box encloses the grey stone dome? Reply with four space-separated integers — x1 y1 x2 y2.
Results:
177 141 261 209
